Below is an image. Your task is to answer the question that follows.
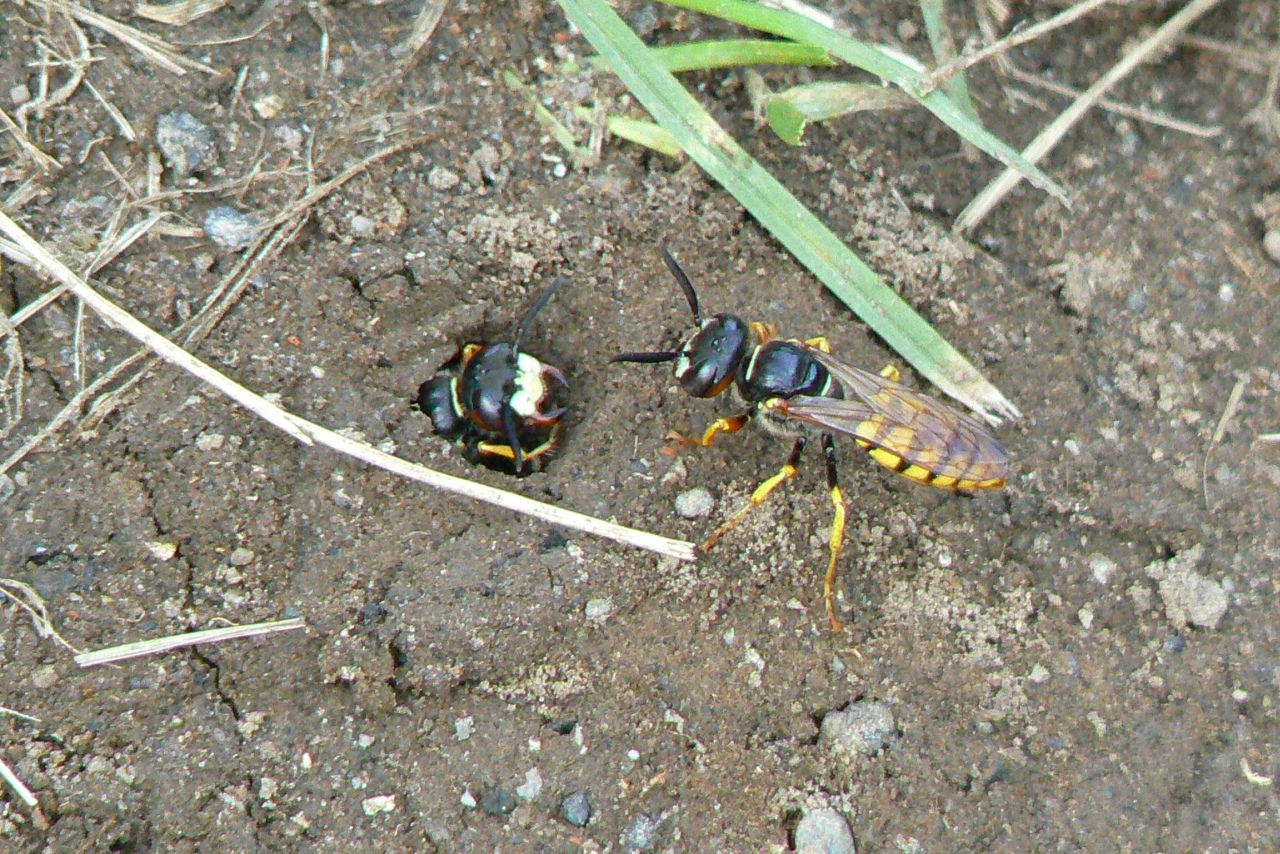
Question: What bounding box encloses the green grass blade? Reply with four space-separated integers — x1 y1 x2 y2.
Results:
649 38 834 71
658 0 1068 204
557 0 1018 421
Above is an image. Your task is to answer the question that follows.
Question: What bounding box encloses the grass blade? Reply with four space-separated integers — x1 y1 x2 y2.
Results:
557 0 1018 421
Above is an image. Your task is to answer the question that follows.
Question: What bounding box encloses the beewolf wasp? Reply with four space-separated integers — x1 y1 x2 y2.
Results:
416 276 568 475
612 248 1009 630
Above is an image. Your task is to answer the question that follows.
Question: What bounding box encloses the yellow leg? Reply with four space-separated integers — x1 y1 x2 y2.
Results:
804 336 832 353
700 438 805 552
820 433 847 633
474 423 560 463
667 412 751 447
878 363 900 381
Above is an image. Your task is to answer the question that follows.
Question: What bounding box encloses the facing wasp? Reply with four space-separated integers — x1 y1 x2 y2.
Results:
416 276 568 475
612 248 1010 630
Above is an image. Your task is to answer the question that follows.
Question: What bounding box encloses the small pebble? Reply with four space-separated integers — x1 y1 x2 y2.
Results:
146 541 177 561
460 789 478 809
361 794 396 815
428 166 460 191
585 598 615 624
794 807 856 854
349 214 376 238
156 110 215 177
9 83 31 105
1263 229 1280 264
195 432 226 451
820 701 895 759
228 547 255 566
1088 554 1117 585
561 790 591 826
1028 663 1051 684
515 768 542 800
674 487 715 519
454 716 475 741
252 93 284 119
1163 635 1184 654
1145 544 1227 630
30 664 59 689
1077 605 1094 630
479 786 516 817
623 813 659 851
204 206 262 250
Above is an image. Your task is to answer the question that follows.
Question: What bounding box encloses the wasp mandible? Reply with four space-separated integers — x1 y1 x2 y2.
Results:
612 248 1009 629
416 275 568 475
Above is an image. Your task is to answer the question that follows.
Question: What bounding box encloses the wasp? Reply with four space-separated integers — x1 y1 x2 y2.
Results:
416 276 568 475
612 248 1009 629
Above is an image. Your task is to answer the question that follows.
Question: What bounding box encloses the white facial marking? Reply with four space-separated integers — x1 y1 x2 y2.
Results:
510 353 546 417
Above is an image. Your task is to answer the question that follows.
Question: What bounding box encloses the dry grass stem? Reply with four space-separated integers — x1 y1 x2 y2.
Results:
75 618 307 668
0 106 60 172
31 0 219 75
1007 66 1221 137
135 0 229 26
0 707 41 723
393 0 449 59
1 314 23 441
921 0 1116 95
0 578 81 653
1180 35 1277 75
83 79 137 141
0 756 39 809
955 0 1226 232
1203 375 1248 510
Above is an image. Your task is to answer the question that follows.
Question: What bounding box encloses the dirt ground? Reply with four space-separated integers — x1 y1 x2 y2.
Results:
3 0 1280 851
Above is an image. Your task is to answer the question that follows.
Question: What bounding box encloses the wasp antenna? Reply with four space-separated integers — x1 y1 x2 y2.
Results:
502 406 525 473
660 246 701 324
610 351 679 365
513 274 567 352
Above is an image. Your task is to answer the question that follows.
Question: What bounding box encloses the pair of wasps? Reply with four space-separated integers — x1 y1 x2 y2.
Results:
417 247 1009 630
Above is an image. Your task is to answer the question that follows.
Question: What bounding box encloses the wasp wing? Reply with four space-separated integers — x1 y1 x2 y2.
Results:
778 346 1010 487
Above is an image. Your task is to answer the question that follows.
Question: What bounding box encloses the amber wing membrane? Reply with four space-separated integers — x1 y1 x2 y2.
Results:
777 346 1009 490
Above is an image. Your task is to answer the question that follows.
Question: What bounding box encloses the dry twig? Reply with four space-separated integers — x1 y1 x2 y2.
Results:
75 618 306 667
0 578 80 653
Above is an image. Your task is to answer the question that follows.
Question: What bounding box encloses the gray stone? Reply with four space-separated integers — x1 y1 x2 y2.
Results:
821 701 895 759
561 790 591 826
794 807 856 854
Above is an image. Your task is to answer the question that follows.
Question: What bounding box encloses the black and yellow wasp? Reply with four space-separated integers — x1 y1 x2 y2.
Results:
612 248 1009 629
416 276 568 475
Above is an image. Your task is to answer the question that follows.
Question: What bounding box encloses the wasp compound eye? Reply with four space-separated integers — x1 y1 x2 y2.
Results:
673 315 751 398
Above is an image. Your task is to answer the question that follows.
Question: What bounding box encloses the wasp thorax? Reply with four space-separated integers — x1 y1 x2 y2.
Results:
673 314 751 398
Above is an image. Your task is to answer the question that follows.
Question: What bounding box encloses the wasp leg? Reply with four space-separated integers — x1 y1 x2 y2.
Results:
475 423 561 464
878 363 900 381
804 336 832 353
667 411 753 447
820 433 847 633
700 437 805 552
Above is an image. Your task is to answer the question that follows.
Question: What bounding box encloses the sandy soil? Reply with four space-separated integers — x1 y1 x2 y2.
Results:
3 0 1280 851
